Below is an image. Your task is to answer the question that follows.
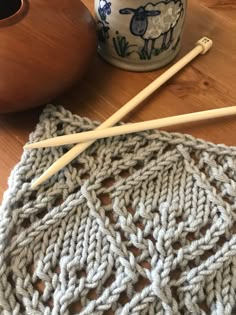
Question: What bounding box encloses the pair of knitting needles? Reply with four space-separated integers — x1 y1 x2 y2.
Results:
26 37 236 189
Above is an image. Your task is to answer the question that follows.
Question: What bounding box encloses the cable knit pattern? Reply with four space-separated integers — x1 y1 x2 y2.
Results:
1 105 236 315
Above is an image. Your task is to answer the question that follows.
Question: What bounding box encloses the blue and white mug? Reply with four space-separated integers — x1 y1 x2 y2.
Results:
94 0 187 71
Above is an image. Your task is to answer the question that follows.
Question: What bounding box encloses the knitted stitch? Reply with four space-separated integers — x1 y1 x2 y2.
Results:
1 104 236 315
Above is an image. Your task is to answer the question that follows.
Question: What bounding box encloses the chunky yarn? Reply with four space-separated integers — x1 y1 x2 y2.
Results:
1 105 236 315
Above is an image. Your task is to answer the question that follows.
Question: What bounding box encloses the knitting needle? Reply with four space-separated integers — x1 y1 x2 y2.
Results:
24 106 236 149
30 37 213 189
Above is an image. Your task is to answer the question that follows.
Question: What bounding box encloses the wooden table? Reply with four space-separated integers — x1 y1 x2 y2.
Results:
0 0 236 202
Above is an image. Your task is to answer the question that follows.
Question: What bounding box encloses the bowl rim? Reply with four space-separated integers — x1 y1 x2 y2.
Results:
0 0 29 28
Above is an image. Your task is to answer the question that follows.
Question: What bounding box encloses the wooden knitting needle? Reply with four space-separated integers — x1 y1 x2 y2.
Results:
30 37 213 189
24 106 236 149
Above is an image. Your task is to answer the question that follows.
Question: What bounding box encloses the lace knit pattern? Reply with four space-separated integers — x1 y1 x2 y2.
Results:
1 105 236 315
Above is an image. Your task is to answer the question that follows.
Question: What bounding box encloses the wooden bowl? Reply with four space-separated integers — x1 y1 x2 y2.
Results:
0 0 97 113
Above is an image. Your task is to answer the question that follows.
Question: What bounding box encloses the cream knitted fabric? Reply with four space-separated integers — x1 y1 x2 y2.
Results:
1 105 236 315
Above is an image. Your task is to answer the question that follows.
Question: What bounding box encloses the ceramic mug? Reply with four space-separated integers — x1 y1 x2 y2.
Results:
94 0 187 71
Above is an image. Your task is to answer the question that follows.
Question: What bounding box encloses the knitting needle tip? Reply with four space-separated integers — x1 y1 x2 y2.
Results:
31 176 46 190
31 177 47 190
24 142 42 149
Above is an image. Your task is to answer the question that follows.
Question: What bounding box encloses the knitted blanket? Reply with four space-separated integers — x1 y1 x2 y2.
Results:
1 105 236 315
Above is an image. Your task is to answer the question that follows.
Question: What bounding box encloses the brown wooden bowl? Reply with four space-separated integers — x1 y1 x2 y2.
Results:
0 0 97 113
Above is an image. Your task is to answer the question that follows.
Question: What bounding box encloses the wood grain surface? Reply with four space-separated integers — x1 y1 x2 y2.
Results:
0 0 235 199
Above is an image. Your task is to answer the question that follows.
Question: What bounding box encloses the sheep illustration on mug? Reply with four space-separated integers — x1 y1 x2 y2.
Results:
98 0 112 23
97 0 112 43
119 0 184 57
